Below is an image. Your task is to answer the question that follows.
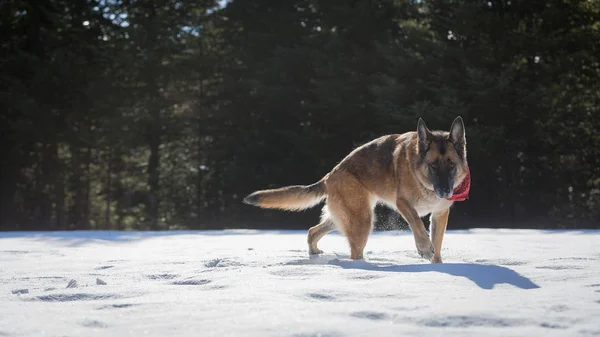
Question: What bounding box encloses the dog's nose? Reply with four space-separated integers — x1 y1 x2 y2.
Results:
434 188 452 199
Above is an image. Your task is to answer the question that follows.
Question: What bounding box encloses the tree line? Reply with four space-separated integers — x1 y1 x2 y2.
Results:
1 0 599 231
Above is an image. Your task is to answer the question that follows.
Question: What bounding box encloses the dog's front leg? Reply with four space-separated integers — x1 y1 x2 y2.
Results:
430 208 450 263
396 198 434 262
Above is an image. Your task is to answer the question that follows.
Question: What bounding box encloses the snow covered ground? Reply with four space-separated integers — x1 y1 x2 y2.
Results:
1 228 599 337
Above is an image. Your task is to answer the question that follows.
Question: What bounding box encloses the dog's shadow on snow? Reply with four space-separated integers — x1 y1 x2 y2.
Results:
287 255 540 290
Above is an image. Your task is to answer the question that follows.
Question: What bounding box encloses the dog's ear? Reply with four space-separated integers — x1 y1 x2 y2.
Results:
449 116 466 157
417 118 432 153
417 118 431 141
449 116 465 144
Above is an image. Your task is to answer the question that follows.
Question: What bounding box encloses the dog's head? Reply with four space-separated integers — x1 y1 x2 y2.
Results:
415 116 468 199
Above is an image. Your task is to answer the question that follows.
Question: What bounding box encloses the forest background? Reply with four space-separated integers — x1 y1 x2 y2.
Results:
1 0 599 231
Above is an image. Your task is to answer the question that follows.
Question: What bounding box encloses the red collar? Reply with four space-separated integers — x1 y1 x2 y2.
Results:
446 167 470 201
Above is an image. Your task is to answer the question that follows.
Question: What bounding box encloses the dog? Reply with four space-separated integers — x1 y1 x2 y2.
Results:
243 117 470 263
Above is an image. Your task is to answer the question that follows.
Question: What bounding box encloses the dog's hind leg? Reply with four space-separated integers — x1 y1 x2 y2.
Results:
307 217 335 255
326 177 374 260
333 202 373 260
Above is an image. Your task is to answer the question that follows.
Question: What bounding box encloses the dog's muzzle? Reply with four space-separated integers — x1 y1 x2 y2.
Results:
434 186 453 199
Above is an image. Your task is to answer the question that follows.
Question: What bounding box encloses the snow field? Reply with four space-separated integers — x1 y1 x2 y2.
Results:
1 229 599 337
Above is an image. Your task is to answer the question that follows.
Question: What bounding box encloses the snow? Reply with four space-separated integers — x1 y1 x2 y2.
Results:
1 228 599 337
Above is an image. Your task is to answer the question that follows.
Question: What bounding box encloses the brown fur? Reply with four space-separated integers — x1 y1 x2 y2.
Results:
243 117 469 263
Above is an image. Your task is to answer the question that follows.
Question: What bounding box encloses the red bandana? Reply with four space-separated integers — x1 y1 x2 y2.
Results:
446 167 470 201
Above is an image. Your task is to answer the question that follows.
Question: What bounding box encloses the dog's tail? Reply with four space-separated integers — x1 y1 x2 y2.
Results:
243 180 327 211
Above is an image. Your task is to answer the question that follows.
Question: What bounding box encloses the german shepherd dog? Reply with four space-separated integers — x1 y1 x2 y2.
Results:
243 117 470 263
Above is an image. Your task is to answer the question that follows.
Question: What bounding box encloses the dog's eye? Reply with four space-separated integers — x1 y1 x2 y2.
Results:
448 162 456 169
427 165 436 175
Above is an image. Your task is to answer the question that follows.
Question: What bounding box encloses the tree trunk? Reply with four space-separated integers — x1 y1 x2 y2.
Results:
196 119 206 229
52 140 65 230
145 2 160 231
81 143 91 230
68 144 81 229
70 123 92 230
0 141 19 230
105 147 112 230
148 121 160 230
38 142 54 229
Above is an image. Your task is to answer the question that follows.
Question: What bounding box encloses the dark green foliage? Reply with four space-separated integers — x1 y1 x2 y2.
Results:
0 0 598 231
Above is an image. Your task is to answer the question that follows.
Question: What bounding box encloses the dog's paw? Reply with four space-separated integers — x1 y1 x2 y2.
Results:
308 248 323 255
432 255 443 264
418 249 434 261
416 240 435 262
